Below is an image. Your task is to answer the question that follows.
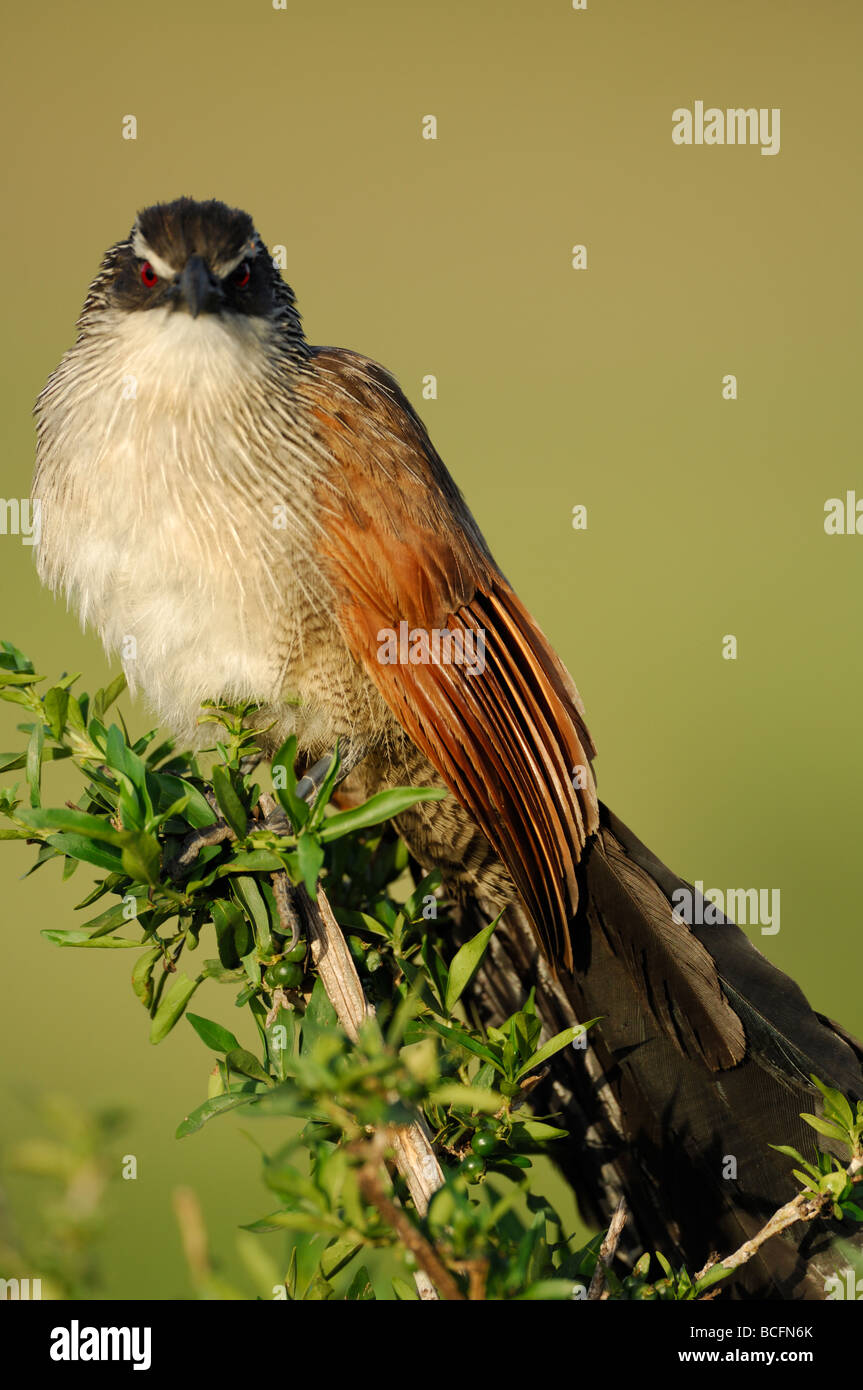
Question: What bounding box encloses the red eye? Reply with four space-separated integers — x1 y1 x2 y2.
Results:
232 261 250 288
140 261 158 288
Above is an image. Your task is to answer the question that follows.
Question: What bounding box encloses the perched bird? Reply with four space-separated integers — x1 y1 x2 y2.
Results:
33 197 862 1296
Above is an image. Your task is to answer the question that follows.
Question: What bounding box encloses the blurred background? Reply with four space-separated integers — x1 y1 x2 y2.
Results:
1 0 861 1297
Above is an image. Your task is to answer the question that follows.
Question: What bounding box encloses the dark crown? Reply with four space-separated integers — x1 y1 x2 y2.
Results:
135 197 257 273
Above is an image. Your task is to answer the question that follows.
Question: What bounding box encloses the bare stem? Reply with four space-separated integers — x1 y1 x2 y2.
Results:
588 1195 629 1300
695 1155 863 1288
257 792 448 1297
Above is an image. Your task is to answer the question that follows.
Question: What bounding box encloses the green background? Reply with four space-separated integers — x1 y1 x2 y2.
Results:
1 0 860 1298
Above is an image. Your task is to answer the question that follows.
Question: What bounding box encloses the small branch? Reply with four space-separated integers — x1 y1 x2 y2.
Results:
271 870 302 951
260 791 448 1297
695 1155 863 1287
298 882 447 1238
300 882 373 1044
355 1137 464 1301
171 821 234 875
588 1195 628 1300
387 1119 446 1219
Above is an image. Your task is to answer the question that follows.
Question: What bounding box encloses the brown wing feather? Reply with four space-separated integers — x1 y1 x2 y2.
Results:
298 348 599 966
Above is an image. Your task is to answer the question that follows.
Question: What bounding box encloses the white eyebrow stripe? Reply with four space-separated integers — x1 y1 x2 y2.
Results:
214 238 260 279
131 230 178 281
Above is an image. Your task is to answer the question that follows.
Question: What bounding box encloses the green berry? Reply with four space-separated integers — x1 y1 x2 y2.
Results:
264 959 304 989
471 1130 497 1158
284 940 307 963
460 1153 485 1182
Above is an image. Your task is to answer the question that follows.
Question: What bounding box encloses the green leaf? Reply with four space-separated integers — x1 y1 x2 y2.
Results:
307 746 342 827
517 1280 585 1300
41 929 142 948
444 915 499 1014
810 1077 855 1131
345 1266 376 1301
299 978 340 1054
820 1170 848 1199
286 1247 298 1299
0 747 70 774
45 833 124 872
271 735 309 829
241 945 261 989
335 909 390 940
520 1120 569 1142
392 1277 419 1301
186 1013 241 1053
212 898 250 968
297 832 324 897
176 1092 255 1139
401 869 443 924
105 724 149 797
242 1085 304 1118
150 773 217 829
693 1263 732 1295
150 972 202 1044
318 787 447 842
119 829 161 886
800 1113 852 1145
0 669 41 686
429 1084 501 1112
212 764 248 840
303 1273 335 1301
43 686 69 740
418 1017 504 1072
243 1211 340 1235
217 850 285 875
320 1238 362 1281
61 697 86 737
263 1006 295 1082
132 945 162 1006
224 1048 273 1086
514 1021 598 1081
0 687 36 708
26 721 44 808
0 641 34 669
80 892 152 938
233 876 274 956
94 673 127 718
19 806 125 845
769 1144 808 1165
792 1169 818 1191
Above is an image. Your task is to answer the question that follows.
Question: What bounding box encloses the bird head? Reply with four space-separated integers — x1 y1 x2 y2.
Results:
76 196 306 354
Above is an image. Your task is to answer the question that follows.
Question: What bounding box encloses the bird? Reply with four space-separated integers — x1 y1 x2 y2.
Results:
32 196 863 1297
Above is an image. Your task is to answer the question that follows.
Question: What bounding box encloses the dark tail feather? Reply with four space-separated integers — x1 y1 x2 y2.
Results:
463 802 863 1298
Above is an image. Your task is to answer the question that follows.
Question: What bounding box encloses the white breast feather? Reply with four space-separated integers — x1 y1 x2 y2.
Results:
33 306 331 744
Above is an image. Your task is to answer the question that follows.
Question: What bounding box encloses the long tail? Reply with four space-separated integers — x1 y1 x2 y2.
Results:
463 802 863 1298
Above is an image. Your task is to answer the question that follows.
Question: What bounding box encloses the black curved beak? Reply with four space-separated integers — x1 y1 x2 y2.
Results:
178 255 224 318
